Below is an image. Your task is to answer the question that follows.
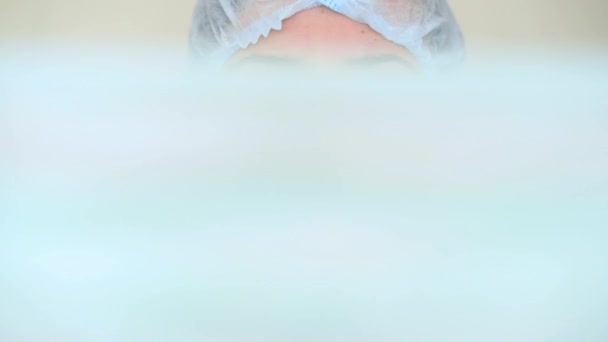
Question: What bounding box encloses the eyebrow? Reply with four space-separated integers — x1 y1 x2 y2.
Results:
230 54 414 69
344 55 414 69
230 55 305 68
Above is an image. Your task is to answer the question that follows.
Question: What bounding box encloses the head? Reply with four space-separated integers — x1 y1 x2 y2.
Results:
190 0 464 70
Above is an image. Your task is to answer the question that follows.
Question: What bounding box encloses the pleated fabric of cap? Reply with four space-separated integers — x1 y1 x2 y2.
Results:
190 0 465 68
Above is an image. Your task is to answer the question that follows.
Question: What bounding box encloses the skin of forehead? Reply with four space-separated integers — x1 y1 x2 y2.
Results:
229 6 415 64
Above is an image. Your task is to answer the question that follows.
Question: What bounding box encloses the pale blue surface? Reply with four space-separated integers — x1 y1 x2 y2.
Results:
1 48 608 341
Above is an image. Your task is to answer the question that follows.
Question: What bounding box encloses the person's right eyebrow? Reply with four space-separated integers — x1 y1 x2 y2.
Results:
344 55 414 69
230 55 305 68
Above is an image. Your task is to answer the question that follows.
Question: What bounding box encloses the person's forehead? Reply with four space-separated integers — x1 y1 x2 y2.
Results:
191 0 465 69
228 7 416 68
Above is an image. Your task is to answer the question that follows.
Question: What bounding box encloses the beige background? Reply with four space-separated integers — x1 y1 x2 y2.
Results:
1 0 607 53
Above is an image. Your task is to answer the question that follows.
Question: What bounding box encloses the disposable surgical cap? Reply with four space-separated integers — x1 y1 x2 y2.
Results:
190 0 465 68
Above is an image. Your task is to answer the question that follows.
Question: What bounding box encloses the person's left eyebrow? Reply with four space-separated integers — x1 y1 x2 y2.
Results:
344 55 414 69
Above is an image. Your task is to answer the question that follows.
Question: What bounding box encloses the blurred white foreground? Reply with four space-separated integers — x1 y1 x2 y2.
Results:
1 47 608 341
